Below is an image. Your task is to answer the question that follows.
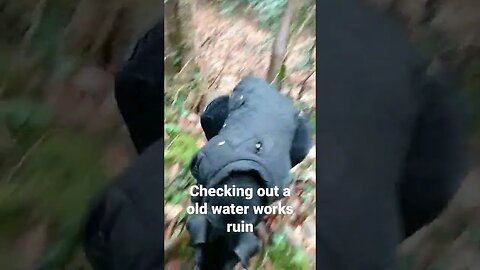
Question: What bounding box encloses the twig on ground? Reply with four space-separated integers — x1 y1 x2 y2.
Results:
208 50 232 90
177 57 195 76
297 70 315 100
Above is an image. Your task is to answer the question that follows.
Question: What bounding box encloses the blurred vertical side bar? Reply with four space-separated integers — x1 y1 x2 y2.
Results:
316 0 468 269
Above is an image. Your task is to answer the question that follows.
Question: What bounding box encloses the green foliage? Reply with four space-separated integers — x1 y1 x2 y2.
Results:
0 129 107 268
165 123 181 134
216 0 315 31
0 1 75 98
165 126 198 168
301 181 314 201
0 203 31 242
265 230 310 270
295 41 315 72
172 50 183 68
216 0 286 29
0 99 52 158
271 63 286 87
0 99 52 133
165 68 200 119
309 109 316 130
164 126 198 205
219 1 241 17
249 0 287 29
0 131 106 226
292 1 315 32
167 133 197 166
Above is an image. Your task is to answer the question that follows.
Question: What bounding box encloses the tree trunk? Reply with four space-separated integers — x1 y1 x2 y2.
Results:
266 0 297 87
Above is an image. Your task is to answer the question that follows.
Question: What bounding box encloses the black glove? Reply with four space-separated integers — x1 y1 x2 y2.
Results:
186 172 263 270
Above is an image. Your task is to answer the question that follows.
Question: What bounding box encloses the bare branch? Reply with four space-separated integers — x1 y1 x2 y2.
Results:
266 0 298 85
297 70 315 101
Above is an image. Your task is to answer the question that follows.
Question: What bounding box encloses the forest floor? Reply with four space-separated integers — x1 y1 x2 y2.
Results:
190 3 316 105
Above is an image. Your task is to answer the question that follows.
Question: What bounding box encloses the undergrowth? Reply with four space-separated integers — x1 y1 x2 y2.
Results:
214 0 315 32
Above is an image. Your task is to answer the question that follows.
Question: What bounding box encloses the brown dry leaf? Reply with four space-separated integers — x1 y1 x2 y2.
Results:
191 4 316 104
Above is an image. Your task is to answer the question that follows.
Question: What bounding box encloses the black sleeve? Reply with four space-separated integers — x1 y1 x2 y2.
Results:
200 95 230 140
114 20 164 154
290 112 313 167
83 141 165 270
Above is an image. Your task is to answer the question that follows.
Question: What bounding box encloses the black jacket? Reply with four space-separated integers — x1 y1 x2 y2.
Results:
187 76 313 269
190 76 307 204
114 19 163 154
84 18 164 270
83 140 164 270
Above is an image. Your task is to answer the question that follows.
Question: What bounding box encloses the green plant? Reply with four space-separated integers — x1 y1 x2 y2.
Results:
216 0 287 29
265 230 310 270
0 130 107 268
164 127 199 205
0 99 53 154
295 41 315 71
216 0 315 32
